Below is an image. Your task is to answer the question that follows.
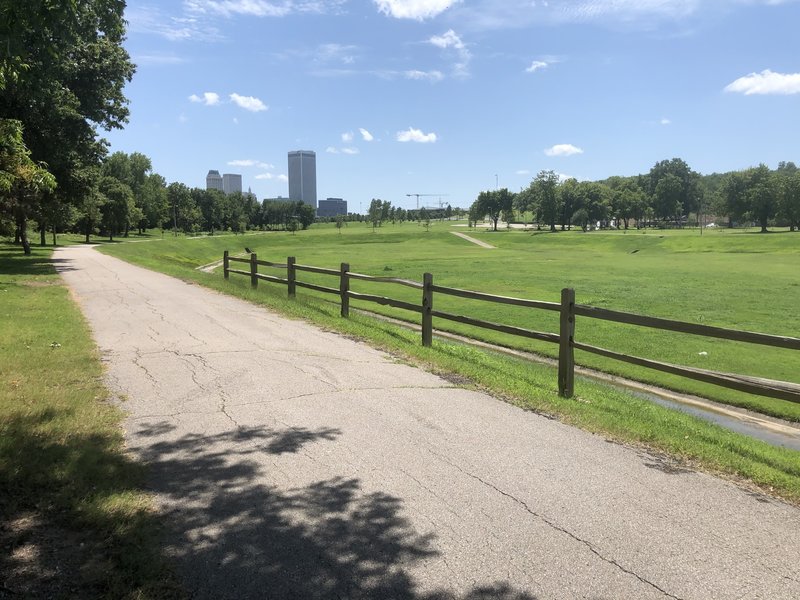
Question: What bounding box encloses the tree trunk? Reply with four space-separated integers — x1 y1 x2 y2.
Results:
40 223 46 246
52 226 57 246
18 216 31 255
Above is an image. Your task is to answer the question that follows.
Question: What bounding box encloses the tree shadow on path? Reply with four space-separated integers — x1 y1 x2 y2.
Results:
136 421 537 600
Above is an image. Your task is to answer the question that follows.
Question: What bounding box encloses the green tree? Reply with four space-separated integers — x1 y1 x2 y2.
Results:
0 119 56 252
745 164 777 233
166 182 197 235
0 0 135 247
571 208 590 232
648 158 701 219
778 171 800 232
532 170 560 232
653 174 684 225
717 171 749 227
472 189 513 232
558 178 583 230
578 182 611 228
368 198 382 230
99 176 135 241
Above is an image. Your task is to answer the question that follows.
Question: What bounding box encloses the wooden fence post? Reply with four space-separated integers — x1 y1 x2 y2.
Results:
223 250 229 280
558 287 575 398
287 256 296 298
250 253 258 289
340 262 350 317
422 272 433 347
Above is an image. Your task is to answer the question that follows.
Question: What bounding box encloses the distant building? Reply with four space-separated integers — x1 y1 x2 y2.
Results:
263 196 290 203
288 150 317 210
245 187 257 202
206 170 223 192
223 173 242 195
317 198 347 218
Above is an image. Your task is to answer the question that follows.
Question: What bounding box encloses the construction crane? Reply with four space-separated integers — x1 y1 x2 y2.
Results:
406 193 449 210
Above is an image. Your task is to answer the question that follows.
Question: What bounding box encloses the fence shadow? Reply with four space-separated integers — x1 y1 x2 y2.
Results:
135 422 537 600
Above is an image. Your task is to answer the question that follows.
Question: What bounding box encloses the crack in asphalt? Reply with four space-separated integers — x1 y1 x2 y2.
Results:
433 450 683 600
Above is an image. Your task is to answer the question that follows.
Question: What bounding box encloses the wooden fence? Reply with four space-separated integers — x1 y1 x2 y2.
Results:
223 251 800 404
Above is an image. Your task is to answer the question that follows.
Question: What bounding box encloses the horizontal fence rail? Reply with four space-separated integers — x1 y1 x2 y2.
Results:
222 250 800 406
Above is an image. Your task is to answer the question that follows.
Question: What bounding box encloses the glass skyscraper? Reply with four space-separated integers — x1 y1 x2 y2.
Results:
288 150 317 210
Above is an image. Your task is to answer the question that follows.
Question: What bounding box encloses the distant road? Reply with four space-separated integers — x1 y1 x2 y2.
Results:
57 244 800 600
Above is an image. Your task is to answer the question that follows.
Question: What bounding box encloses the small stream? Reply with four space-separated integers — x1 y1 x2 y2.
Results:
596 381 800 451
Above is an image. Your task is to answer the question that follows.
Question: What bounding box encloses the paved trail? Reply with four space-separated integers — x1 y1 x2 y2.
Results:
450 231 496 248
57 245 800 600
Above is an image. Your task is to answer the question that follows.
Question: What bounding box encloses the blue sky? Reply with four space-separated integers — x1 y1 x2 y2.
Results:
108 0 800 211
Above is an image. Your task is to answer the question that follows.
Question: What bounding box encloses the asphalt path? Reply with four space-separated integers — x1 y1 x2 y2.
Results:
56 244 800 600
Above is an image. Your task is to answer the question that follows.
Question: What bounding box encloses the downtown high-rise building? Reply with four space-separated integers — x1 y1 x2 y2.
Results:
206 170 223 192
223 173 242 195
288 150 317 210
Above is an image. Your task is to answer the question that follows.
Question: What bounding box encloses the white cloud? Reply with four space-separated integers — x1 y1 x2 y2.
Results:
229 93 268 112
341 131 354 142
373 0 460 20
526 60 549 73
255 173 275 180
397 127 438 143
724 69 800 95
429 29 471 78
451 0 735 32
178 113 189 123
185 0 346 18
189 91 220 105
277 174 288 182
327 146 360 154
516 169 530 175
228 160 276 169
429 29 463 49
404 69 444 82
127 5 222 41
359 128 374 141
660 117 672 125
134 53 187 66
544 144 584 157
317 43 357 64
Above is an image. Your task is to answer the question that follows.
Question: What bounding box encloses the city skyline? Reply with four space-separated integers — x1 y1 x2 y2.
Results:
107 1 799 211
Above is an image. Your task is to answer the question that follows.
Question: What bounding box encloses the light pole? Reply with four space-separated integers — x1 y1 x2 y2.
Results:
495 174 498 190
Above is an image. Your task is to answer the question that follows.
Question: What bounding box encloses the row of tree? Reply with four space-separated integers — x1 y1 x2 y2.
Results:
365 198 466 228
0 0 135 253
471 159 800 233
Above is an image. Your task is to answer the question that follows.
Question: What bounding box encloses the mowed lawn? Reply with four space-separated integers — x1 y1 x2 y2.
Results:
100 223 800 423
0 244 179 598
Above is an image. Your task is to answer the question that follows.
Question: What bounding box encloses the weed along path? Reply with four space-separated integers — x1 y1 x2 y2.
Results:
56 244 800 600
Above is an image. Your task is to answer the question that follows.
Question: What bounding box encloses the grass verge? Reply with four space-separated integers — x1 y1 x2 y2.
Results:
0 243 182 599
95 241 800 504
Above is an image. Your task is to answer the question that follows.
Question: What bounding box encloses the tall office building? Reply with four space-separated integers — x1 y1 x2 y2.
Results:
206 170 223 192
222 173 242 195
288 150 317 210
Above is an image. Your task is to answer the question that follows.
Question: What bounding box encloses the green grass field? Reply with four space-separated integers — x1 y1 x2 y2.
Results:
84 224 800 503
0 243 180 598
99 222 800 422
